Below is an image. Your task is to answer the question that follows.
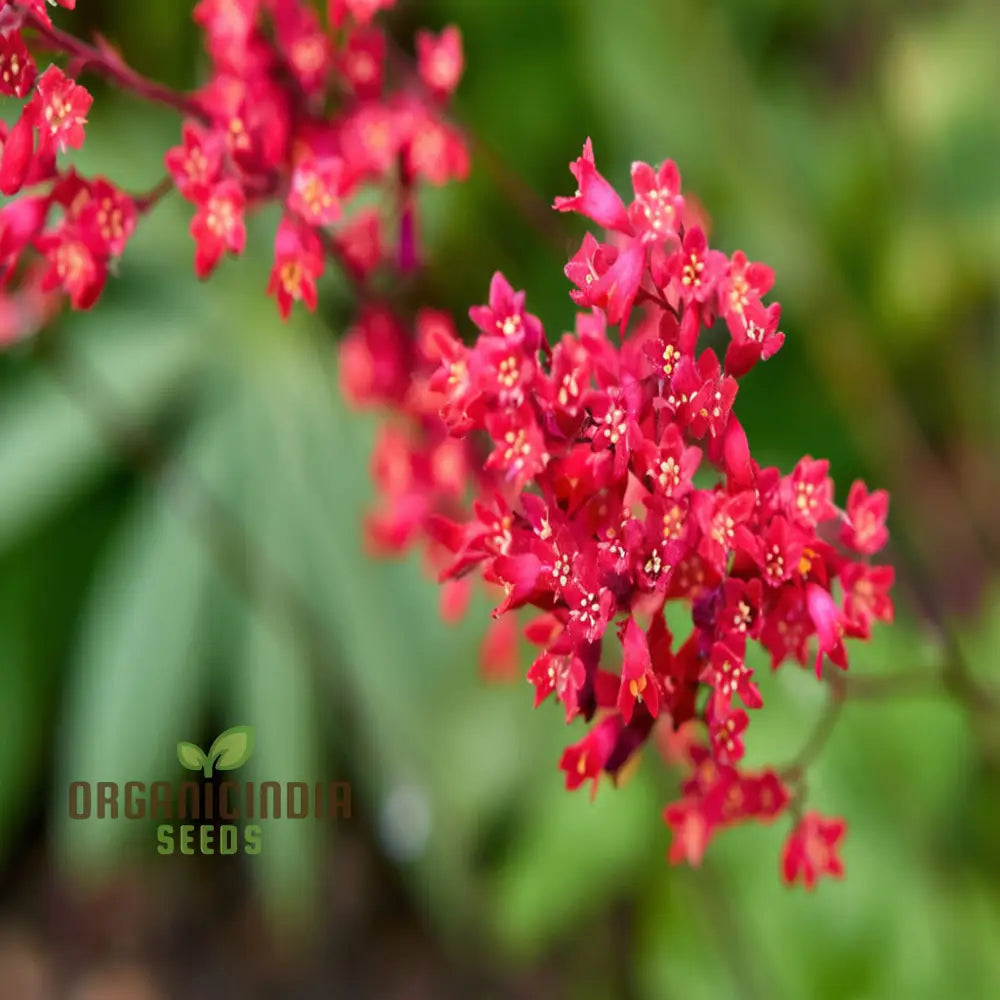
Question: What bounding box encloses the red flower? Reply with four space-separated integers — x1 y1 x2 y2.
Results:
724 300 784 376
273 2 331 96
840 563 894 638
527 619 587 722
709 707 749 764
335 208 383 279
164 122 223 202
781 812 847 889
288 156 343 227
805 582 849 678
587 383 644 478
669 226 727 307
669 349 739 440
327 0 395 29
638 423 701 498
554 138 630 234
663 798 713 866
563 558 616 645
267 216 324 318
710 412 755 489
480 616 520 681
0 109 36 196
559 715 624 799
565 232 616 310
404 113 469 187
339 305 411 406
628 158 684 242
193 0 256 53
588 236 645 328
77 179 136 258
339 27 385 99
694 489 757 572
468 271 544 350
0 31 36 98
784 456 837 527
756 515 806 587
718 250 773 329
190 179 246 279
35 225 107 310
617 617 660 723
0 195 49 265
840 480 890 555
32 66 92 155
6 0 75 30
416 26 464 98
484 407 548 489
339 103 401 178
702 640 763 714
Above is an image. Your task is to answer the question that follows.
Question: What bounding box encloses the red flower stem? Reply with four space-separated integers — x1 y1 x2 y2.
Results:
133 175 174 214
23 9 208 121
784 648 1000 796
467 134 570 254
636 286 677 317
382 36 568 255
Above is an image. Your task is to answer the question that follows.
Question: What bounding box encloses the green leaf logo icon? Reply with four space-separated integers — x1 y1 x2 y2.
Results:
177 741 207 773
209 725 254 771
176 726 255 778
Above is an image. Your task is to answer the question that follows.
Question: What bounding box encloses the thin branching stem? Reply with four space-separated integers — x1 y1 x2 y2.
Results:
23 8 207 120
781 672 846 784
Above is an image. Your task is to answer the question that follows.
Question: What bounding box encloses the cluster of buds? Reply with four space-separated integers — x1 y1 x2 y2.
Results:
0 0 467 339
422 140 894 886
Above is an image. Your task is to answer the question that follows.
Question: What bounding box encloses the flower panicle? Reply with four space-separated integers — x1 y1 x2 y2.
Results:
0 0 468 340
399 138 894 887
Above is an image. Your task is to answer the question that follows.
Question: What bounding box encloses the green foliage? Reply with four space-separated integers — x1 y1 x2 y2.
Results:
2 0 1000 996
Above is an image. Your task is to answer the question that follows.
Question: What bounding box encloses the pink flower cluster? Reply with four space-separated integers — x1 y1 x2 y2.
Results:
0 0 467 340
422 140 894 886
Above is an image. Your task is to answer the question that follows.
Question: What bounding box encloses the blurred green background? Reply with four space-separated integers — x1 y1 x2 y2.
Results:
2 0 1000 997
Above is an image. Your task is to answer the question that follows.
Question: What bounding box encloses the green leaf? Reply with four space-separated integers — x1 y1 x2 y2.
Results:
176 741 206 772
217 367 326 936
50 406 230 872
208 725 255 771
0 310 201 551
